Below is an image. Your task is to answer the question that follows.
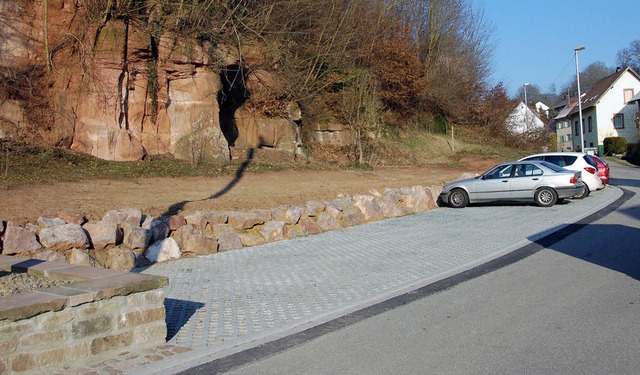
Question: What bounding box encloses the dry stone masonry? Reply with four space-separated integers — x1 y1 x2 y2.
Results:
0 185 443 271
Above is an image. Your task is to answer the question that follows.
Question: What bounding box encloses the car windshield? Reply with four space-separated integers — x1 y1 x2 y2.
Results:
539 161 565 172
483 164 514 179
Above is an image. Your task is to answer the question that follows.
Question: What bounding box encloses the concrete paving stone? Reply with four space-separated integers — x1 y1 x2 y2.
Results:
72 187 621 374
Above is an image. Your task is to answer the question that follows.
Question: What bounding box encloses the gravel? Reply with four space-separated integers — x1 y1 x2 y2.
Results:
0 271 72 297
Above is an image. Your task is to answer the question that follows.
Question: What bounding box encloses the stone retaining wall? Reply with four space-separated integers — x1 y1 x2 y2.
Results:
0 255 168 374
0 184 447 271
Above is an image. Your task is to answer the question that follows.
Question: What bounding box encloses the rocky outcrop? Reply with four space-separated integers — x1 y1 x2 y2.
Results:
0 183 443 270
0 2 311 162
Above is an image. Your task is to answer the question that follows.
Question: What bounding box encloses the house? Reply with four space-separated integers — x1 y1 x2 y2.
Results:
535 101 550 117
566 67 640 154
553 97 579 151
506 101 545 134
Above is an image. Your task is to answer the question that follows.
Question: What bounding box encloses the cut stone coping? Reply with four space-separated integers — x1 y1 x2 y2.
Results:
0 254 168 322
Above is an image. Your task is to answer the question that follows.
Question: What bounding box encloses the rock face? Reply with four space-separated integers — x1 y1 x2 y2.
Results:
0 1 310 161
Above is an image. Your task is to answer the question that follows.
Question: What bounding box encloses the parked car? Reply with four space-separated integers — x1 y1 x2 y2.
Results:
440 161 585 208
591 155 610 184
518 152 603 198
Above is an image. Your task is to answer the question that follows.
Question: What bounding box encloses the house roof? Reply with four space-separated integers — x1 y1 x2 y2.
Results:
554 98 578 120
630 91 640 103
569 67 640 115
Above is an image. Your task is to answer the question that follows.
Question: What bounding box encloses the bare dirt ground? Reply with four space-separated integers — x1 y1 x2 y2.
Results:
1 153 501 225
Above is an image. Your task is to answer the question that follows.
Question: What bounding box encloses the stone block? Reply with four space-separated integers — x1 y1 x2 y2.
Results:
237 231 266 247
37 217 66 229
83 221 121 250
19 328 66 349
72 314 114 338
353 194 384 221
299 217 323 235
142 216 170 243
32 250 67 263
145 237 181 263
185 213 208 231
10 353 35 372
316 212 342 231
118 306 165 329
212 224 243 251
36 342 90 369
172 225 218 255
259 221 285 242
39 223 90 250
203 212 228 225
1 221 42 254
102 208 142 227
227 211 270 230
90 331 134 355
121 223 152 250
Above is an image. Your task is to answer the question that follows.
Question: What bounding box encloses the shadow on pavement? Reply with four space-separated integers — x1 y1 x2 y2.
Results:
164 298 206 341
530 187 640 281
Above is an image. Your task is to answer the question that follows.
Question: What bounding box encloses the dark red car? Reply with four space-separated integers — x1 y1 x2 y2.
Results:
591 155 610 184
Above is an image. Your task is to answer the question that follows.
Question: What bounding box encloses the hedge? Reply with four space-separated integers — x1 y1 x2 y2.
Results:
604 137 627 155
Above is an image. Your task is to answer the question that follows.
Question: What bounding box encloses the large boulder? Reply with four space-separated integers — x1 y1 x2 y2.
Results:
39 224 89 251
172 225 218 256
1 222 41 254
212 224 243 251
83 221 121 250
145 238 181 263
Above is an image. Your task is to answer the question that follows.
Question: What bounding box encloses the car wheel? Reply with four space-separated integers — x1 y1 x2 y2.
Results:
448 189 469 208
535 187 557 207
572 184 589 199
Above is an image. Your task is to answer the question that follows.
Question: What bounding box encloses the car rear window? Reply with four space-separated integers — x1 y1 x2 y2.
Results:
583 154 598 168
540 161 565 172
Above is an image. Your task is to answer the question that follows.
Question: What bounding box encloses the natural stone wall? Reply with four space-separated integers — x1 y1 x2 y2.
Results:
0 184 444 270
0 256 168 374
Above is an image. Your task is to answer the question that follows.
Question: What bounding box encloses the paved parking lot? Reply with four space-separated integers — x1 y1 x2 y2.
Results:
132 185 621 374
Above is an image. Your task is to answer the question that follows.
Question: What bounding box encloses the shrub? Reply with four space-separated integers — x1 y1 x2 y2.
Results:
603 137 627 155
626 143 640 166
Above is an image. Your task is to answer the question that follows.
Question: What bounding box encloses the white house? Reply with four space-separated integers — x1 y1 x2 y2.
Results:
535 101 549 116
506 101 545 134
553 98 578 151
566 67 640 153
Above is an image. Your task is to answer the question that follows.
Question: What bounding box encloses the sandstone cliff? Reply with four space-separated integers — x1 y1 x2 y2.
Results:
0 0 335 162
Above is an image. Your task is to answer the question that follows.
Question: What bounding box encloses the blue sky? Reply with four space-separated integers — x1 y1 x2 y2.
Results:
472 0 640 99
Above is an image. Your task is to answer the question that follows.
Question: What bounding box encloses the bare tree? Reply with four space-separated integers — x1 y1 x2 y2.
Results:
617 39 640 73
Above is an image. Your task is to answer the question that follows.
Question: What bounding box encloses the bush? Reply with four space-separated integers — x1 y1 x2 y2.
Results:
626 143 640 166
603 137 627 155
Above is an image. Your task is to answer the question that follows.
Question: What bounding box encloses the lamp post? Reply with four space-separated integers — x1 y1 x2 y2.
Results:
523 83 530 131
574 46 585 152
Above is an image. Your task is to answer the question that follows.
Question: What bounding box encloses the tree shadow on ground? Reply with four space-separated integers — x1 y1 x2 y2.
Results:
160 146 256 217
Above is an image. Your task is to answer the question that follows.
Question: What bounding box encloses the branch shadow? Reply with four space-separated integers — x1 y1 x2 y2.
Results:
164 298 206 341
160 146 256 217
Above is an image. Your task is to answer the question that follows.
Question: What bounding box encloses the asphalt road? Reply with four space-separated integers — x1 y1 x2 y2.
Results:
215 161 640 375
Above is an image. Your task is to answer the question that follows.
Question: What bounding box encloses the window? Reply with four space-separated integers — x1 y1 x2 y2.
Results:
613 113 625 129
588 116 592 132
574 121 579 135
624 89 634 104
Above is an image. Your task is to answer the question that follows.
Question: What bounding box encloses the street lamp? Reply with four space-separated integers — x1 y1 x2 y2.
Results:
574 46 585 152
523 83 530 131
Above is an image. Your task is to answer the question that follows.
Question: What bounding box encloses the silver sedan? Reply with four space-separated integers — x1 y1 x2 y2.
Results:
440 161 586 208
